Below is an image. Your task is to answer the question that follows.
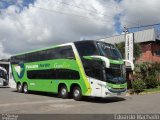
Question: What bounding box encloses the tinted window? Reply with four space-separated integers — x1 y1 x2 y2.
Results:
105 64 125 84
82 59 104 80
27 69 80 80
11 45 75 64
155 49 160 56
74 41 104 81
97 42 122 60
75 42 99 57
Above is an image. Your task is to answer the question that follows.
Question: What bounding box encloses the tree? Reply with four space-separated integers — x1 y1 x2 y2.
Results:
115 42 142 60
115 42 125 58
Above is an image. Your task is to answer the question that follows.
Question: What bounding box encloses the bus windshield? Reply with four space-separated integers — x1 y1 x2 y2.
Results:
97 42 122 60
105 64 125 84
97 42 125 83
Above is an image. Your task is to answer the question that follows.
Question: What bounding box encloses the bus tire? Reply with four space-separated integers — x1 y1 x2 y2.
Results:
23 83 29 94
73 86 82 101
17 83 23 93
59 85 68 99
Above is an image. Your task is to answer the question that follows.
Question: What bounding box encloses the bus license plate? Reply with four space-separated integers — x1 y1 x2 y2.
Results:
117 93 121 95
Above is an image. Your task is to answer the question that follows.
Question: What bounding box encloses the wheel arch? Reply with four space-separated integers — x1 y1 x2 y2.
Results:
70 83 81 94
22 82 28 88
58 83 68 92
22 82 28 86
16 81 21 86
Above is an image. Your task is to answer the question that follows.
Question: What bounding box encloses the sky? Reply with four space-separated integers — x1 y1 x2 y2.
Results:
0 0 160 59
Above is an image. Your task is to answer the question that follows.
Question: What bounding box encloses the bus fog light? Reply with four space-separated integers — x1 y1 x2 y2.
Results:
105 92 108 95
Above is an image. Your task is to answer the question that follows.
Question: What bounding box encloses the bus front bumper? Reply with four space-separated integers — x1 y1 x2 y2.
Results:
104 88 127 97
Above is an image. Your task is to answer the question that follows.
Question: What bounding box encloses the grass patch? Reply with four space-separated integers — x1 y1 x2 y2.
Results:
144 86 160 93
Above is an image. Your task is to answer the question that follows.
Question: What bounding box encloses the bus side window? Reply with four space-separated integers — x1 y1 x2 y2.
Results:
60 46 75 59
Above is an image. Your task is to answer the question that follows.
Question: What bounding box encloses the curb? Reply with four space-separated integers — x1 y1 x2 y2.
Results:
139 91 160 95
125 91 160 96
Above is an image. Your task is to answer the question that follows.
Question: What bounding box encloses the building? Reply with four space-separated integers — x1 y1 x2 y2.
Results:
101 28 160 63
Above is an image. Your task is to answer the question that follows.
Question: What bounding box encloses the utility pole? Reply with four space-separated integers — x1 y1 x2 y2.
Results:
124 26 128 34
124 26 134 89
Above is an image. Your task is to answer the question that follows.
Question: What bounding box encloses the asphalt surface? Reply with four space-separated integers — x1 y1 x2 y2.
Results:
0 87 160 114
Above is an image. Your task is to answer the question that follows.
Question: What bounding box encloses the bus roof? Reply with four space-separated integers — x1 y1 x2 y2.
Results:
11 40 109 57
11 42 73 57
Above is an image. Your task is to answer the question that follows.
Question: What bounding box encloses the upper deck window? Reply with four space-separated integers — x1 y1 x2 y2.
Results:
74 41 99 57
11 45 75 64
97 42 122 60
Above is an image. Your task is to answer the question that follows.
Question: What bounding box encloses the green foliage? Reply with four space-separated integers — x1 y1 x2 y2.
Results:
133 64 143 79
115 42 125 58
132 79 146 93
141 63 158 88
115 42 142 59
145 75 158 89
157 81 160 86
144 86 160 92
133 62 159 90
152 62 160 71
139 62 150 79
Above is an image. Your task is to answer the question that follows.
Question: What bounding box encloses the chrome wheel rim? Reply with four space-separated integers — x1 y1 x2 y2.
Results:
18 84 21 91
24 85 28 93
61 88 67 95
74 89 80 97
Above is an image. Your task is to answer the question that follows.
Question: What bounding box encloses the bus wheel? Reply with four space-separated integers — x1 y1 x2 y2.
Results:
17 83 23 93
73 86 82 101
23 83 28 94
59 85 68 99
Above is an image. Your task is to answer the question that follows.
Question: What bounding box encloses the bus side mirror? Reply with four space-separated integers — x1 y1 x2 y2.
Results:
123 60 134 70
83 55 110 68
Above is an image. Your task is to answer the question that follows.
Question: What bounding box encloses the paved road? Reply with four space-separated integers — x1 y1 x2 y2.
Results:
0 87 160 114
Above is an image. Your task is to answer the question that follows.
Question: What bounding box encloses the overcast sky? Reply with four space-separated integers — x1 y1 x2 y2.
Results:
0 0 160 59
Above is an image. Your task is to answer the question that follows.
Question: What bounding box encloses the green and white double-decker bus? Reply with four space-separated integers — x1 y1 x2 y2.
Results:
11 40 130 101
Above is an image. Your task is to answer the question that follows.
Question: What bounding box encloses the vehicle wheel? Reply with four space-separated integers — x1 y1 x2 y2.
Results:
3 81 7 86
23 83 29 94
73 86 82 101
17 83 23 93
59 85 68 99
